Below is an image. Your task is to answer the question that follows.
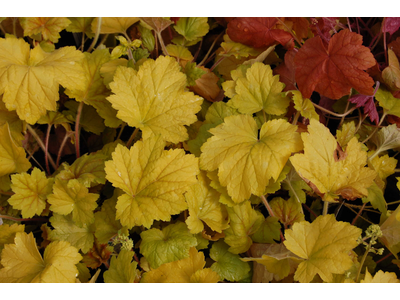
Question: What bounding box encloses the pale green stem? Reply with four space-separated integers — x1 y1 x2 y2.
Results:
356 244 371 282
362 111 387 147
87 17 102 52
322 201 329 216
292 111 300 125
313 102 357 118
75 101 84 159
156 31 169 56
122 31 136 63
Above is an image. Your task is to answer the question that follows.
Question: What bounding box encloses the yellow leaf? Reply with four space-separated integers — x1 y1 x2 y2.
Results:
185 171 229 234
65 49 121 128
0 232 82 282
200 114 302 203
224 201 264 254
103 250 139 283
0 223 25 252
105 134 199 229
0 36 85 124
361 269 399 283
0 97 24 143
290 119 376 202
0 123 30 177
107 56 203 143
92 17 140 34
8 168 53 218
382 49 400 90
20 17 71 43
283 214 362 283
227 62 290 115
336 121 357 149
47 178 98 227
140 247 219 283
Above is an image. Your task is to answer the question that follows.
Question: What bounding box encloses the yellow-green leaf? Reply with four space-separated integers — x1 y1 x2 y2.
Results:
375 86 400 118
0 123 30 177
47 178 98 227
0 36 85 124
103 250 139 283
20 17 71 43
382 49 400 90
185 171 229 234
200 114 302 203
8 168 53 218
0 232 82 283
224 201 264 254
369 124 400 160
0 97 24 143
57 151 108 188
290 119 376 202
174 17 209 43
251 216 281 244
65 49 121 128
227 62 290 115
104 134 199 229
92 17 139 34
140 222 197 269
49 213 95 254
140 247 219 283
94 191 123 244
210 240 251 282
63 100 105 135
336 121 357 149
283 214 362 283
107 56 203 143
290 90 319 120
66 17 95 38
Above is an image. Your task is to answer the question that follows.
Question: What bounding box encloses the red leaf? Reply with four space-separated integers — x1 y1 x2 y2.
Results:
286 17 310 41
348 83 380 125
310 17 340 45
274 49 297 91
227 17 294 49
295 29 376 99
383 17 400 35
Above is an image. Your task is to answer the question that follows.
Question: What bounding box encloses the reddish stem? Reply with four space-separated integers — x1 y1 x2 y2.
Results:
375 252 393 265
351 202 366 225
302 203 319 219
45 124 52 174
0 214 48 222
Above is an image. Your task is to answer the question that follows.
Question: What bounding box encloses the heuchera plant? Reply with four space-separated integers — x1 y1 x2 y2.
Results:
0 17 400 283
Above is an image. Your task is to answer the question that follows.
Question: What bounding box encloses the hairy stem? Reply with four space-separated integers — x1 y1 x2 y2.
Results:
156 31 169 56
56 131 74 168
356 246 370 282
199 31 224 66
302 203 319 219
322 201 329 216
362 111 387 145
313 102 357 118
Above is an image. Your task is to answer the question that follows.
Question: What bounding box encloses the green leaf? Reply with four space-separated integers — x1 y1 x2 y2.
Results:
49 213 95 253
210 240 251 282
140 222 197 269
251 216 281 243
369 124 400 159
224 201 264 254
269 197 304 227
8 168 54 218
103 250 139 283
174 17 209 44
184 62 207 86
281 162 311 204
362 182 387 215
